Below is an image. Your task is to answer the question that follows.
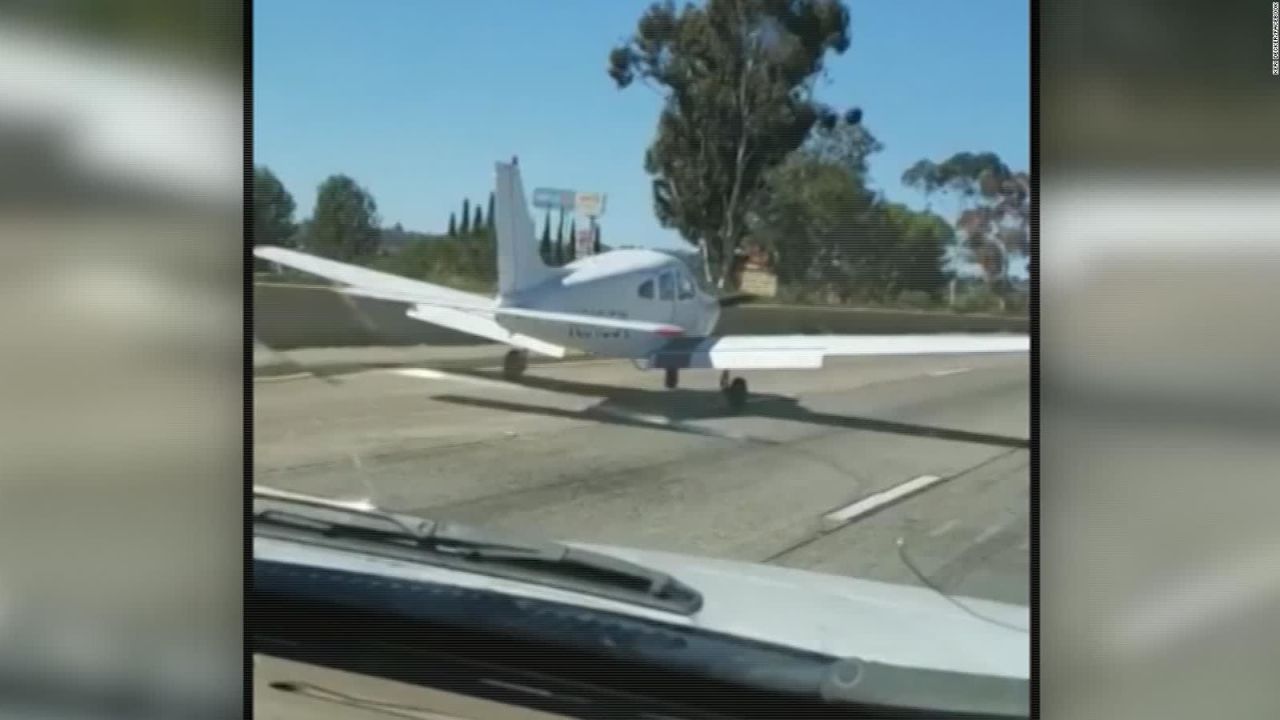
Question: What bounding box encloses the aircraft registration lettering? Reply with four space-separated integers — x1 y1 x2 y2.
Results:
568 309 631 340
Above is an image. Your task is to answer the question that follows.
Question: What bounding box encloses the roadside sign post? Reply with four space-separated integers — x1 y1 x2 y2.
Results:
573 192 606 257
575 223 595 258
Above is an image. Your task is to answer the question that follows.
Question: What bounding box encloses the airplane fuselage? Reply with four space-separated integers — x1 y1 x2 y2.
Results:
496 248 720 358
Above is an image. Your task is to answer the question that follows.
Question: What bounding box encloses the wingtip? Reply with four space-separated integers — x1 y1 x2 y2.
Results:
254 244 296 259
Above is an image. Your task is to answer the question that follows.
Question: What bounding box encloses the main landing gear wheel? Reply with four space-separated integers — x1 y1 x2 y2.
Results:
502 349 528 380
664 367 679 389
722 376 748 412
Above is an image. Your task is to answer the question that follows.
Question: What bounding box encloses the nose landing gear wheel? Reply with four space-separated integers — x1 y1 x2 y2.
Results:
723 377 748 412
664 367 679 389
502 349 528 380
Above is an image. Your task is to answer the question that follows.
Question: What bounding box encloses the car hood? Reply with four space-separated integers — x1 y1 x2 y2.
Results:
257 534 1028 681
571 541 1029 681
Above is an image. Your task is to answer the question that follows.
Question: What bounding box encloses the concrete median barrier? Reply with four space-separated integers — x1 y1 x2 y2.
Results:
254 282 1027 351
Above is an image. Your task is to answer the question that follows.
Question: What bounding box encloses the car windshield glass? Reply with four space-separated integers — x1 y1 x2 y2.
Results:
253 0 1030 710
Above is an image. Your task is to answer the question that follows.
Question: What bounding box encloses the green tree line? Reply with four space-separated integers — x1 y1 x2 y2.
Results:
251 167 499 289
253 147 1023 312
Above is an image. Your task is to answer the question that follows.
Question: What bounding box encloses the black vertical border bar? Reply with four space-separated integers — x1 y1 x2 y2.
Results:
242 0 255 717
1027 0 1041 717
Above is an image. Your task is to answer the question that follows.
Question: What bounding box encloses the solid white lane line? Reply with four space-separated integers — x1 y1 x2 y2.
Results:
927 367 973 377
821 474 945 532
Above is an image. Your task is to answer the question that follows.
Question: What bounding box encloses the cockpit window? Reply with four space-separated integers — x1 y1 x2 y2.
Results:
638 279 655 299
678 271 696 300
658 271 675 300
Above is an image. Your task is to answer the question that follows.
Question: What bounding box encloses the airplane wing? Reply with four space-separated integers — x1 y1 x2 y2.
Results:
644 334 1030 370
256 246 567 357
255 246 494 309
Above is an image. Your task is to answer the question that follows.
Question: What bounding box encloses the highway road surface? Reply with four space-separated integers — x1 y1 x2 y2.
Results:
254 347 1029 606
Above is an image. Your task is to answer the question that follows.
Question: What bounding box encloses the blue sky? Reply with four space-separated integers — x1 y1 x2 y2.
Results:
254 0 1028 254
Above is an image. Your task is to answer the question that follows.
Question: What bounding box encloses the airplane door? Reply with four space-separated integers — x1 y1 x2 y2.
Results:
672 267 699 331
656 270 677 323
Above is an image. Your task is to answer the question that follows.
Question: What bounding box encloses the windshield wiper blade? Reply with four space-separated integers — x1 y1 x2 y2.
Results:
253 490 703 615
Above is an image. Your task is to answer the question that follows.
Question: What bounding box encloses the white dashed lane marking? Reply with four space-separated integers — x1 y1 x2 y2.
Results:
821 474 947 532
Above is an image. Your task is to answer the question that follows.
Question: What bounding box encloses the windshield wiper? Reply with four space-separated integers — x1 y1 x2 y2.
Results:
253 488 703 615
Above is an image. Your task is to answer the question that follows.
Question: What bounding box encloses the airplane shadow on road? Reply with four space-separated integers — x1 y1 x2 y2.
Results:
430 370 1029 450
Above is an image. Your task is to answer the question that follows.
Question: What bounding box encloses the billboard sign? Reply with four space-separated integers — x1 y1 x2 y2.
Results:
532 187 575 211
574 192 606 218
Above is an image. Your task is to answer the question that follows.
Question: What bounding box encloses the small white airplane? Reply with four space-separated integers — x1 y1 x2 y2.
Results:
256 158 1028 410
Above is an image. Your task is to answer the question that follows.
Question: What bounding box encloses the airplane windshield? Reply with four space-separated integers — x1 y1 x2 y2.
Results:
253 1 1030 714
678 272 696 300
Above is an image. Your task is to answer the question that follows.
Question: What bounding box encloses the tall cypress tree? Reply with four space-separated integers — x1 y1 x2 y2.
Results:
539 212 552 263
487 192 495 231
448 213 457 237
566 219 577 262
460 198 471 234
593 223 602 254
554 211 565 265
472 204 483 235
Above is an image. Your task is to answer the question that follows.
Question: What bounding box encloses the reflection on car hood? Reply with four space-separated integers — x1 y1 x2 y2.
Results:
570 542 1029 681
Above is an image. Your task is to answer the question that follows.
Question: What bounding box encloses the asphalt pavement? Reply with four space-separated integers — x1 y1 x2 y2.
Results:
254 347 1029 606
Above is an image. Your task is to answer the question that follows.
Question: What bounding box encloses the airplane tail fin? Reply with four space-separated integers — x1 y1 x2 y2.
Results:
494 159 556 299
